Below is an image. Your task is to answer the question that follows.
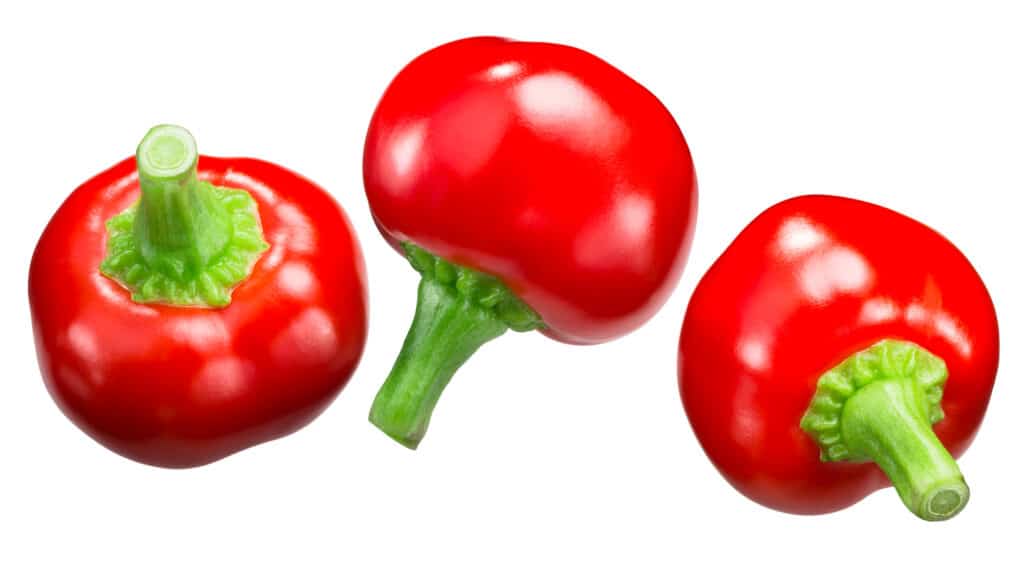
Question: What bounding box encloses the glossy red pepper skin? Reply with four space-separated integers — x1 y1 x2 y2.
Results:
30 156 368 468
364 37 697 343
678 195 998 514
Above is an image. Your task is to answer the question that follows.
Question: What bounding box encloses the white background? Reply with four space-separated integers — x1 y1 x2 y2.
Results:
2 1 1022 574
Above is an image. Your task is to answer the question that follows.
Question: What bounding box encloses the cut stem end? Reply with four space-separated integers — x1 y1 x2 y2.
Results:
920 482 969 521
137 124 197 179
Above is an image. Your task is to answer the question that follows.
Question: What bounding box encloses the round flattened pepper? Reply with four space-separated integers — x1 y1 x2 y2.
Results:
29 125 368 467
364 37 697 448
678 195 999 520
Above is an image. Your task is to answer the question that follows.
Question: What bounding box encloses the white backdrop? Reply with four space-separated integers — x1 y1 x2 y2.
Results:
2 1 1021 574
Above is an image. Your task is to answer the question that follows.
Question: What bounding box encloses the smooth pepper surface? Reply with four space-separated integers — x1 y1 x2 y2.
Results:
365 36 697 344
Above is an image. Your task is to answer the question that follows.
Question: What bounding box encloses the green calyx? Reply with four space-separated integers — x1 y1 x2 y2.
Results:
801 339 968 521
802 340 948 461
402 243 544 332
369 243 544 449
100 125 268 307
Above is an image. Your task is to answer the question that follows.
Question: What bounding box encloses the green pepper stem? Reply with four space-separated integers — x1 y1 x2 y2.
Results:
134 124 231 279
100 125 268 307
841 378 969 520
801 340 968 521
369 277 509 449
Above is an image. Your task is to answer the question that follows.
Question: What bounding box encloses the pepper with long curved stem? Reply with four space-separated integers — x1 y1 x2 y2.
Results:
364 37 698 449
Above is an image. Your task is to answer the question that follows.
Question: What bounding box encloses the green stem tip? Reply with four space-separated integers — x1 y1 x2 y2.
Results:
369 244 544 449
801 340 968 521
100 125 268 307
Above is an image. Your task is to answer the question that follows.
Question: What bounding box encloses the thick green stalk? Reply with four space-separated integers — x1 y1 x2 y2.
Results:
801 340 968 521
134 124 231 278
369 244 544 449
100 125 268 307
370 278 508 448
841 377 968 520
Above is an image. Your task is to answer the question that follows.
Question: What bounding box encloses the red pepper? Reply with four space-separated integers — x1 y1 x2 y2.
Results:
29 125 368 468
364 37 697 448
678 195 999 520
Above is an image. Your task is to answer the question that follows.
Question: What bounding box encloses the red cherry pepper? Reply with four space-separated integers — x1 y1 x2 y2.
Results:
29 125 367 468
364 37 697 448
678 195 998 520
